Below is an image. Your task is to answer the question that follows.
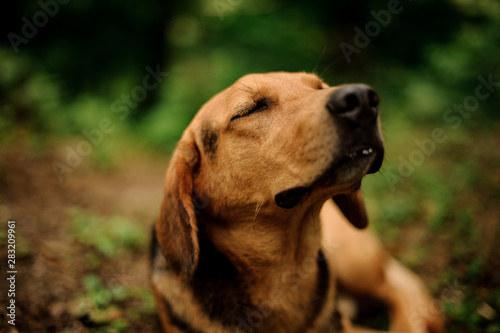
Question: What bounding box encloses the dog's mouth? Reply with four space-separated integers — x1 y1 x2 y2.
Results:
274 143 384 209
334 144 384 178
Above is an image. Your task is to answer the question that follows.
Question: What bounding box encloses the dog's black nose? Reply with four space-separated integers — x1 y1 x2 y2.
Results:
327 84 379 126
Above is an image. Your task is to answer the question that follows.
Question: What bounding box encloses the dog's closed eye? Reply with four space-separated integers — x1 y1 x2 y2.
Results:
231 98 270 121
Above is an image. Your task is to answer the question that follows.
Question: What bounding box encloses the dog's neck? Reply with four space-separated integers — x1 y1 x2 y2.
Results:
190 199 335 329
200 199 325 277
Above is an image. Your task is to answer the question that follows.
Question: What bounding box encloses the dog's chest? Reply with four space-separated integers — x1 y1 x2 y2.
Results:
187 242 341 332
152 232 343 332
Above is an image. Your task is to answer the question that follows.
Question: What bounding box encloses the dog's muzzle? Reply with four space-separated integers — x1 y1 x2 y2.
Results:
275 84 384 209
326 84 384 176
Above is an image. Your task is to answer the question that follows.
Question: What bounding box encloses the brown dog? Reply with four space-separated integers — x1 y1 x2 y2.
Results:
151 72 445 332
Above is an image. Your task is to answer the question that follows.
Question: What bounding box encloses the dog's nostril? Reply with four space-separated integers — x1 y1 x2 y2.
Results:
344 93 359 112
327 84 379 126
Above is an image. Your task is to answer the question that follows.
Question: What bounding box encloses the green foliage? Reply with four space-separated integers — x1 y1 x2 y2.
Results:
3 0 500 148
72 274 152 332
70 209 147 257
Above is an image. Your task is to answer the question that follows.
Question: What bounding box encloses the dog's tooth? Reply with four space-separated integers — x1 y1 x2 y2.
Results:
361 148 374 155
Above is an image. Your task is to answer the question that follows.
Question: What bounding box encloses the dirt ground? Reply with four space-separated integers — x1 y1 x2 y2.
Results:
0 134 169 333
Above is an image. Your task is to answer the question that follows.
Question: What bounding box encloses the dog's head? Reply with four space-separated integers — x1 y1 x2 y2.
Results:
156 72 384 278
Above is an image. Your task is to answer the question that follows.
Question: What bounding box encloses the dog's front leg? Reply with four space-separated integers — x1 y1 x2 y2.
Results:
321 200 444 333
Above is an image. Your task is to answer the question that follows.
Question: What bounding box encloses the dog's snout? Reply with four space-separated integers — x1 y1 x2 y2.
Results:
327 84 379 125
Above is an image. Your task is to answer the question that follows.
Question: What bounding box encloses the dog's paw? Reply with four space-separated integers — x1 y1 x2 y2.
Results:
386 260 445 333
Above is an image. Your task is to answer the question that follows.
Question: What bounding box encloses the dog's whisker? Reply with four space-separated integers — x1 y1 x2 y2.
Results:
319 55 344 78
250 202 263 234
233 77 255 94
312 45 327 75
252 75 261 95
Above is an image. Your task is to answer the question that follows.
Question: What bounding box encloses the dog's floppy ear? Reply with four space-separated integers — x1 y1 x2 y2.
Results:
156 138 200 280
332 190 368 229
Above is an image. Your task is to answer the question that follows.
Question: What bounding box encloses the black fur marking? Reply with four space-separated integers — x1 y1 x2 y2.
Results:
187 234 254 327
150 224 159 267
150 224 170 272
302 250 330 330
328 293 344 332
161 297 205 333
201 125 218 158
318 308 343 333
332 309 344 332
